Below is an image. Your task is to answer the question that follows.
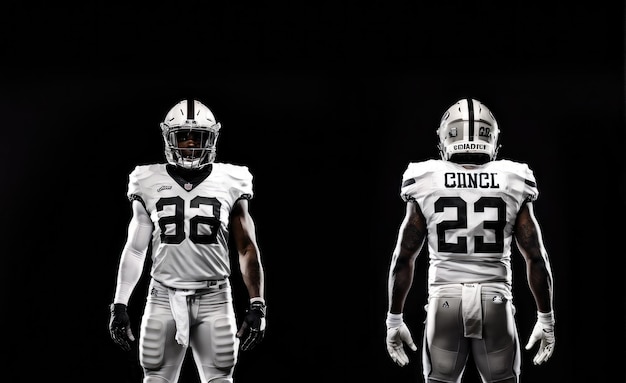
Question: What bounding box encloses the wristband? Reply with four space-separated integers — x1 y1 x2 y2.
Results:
386 312 403 328
537 310 555 324
250 297 265 305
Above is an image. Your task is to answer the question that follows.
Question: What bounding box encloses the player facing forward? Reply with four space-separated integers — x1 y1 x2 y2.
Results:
108 99 266 383
385 98 555 382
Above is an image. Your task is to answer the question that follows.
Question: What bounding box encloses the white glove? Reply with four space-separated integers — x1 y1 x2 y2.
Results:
385 313 417 367
525 311 555 365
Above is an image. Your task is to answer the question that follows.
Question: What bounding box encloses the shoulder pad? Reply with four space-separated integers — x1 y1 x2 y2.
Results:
129 164 165 181
213 162 253 181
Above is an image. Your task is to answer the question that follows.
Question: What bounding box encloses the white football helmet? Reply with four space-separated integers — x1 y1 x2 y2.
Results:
436 98 500 163
160 99 222 169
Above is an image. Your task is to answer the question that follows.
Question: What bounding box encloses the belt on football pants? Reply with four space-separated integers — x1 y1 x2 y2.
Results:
167 279 228 294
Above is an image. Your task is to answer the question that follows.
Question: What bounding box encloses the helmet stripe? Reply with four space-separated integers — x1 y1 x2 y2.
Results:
467 98 474 142
187 99 194 120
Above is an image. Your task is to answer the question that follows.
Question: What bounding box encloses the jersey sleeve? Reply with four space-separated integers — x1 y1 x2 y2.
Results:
126 165 151 207
222 163 254 201
502 160 539 203
400 160 438 202
521 163 539 203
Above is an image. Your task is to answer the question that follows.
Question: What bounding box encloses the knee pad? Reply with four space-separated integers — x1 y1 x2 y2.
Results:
140 317 167 370
207 378 233 383
208 315 237 370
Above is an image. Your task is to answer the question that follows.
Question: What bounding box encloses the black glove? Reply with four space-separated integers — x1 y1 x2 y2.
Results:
236 300 266 351
109 303 135 351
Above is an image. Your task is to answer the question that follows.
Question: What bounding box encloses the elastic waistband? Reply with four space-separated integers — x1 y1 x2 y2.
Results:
429 282 512 299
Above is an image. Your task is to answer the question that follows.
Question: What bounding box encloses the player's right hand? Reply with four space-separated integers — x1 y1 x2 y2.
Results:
524 311 555 365
109 303 135 351
386 322 417 367
236 300 266 351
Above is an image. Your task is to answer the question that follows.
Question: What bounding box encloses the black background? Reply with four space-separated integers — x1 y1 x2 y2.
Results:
1 2 624 382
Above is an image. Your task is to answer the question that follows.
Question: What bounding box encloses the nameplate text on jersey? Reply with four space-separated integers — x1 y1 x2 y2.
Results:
444 172 500 189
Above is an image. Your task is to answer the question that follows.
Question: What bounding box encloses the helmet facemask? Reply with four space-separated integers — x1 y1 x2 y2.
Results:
436 98 500 164
160 99 222 170
165 125 220 169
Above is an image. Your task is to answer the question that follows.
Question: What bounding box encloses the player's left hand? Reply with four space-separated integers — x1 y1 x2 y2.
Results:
109 303 135 352
386 322 417 367
525 311 555 365
236 300 266 351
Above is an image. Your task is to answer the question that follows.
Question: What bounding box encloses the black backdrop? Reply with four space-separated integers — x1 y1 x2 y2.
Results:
1 2 624 383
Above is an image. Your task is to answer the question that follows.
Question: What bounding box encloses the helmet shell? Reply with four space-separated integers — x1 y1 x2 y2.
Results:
436 98 499 162
160 99 222 169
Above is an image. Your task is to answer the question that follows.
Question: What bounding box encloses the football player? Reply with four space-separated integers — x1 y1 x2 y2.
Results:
385 98 555 383
109 99 266 383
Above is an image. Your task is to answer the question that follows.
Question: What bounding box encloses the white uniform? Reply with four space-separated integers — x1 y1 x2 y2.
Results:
400 158 538 383
123 162 253 383
128 162 253 288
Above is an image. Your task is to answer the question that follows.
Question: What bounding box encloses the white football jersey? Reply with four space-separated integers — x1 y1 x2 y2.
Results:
400 159 538 288
127 162 253 289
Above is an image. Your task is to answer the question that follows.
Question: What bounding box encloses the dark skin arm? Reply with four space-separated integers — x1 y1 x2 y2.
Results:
231 198 264 300
388 200 428 314
513 201 553 313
